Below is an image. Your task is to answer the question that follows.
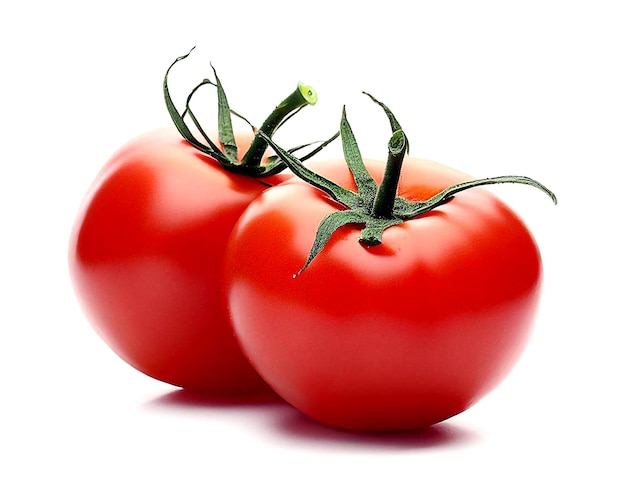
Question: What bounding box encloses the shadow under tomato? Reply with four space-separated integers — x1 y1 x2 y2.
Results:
145 387 287 409
144 388 480 451
269 407 480 451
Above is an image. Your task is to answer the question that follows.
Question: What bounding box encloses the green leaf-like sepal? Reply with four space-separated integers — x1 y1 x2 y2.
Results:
398 175 557 219
340 107 378 207
182 79 227 157
363 92 409 154
298 210 367 275
164 48 230 164
261 132 341 177
211 64 238 163
258 132 360 208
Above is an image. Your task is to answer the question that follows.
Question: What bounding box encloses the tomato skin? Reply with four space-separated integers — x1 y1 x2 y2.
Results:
223 158 543 429
69 128 286 394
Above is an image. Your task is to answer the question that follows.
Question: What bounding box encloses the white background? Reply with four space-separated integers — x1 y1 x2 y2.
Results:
1 1 624 499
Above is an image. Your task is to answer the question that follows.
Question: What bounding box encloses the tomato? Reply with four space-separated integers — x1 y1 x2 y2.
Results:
69 128 287 394
69 49 327 394
222 154 547 429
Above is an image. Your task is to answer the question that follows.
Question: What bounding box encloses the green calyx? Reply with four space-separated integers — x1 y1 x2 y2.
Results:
164 48 335 177
261 92 558 275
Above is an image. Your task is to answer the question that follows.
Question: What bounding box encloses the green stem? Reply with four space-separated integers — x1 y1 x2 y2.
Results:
372 130 408 218
241 82 317 168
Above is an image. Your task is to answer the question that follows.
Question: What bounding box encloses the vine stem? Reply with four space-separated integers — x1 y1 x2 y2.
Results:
241 83 318 168
372 130 408 218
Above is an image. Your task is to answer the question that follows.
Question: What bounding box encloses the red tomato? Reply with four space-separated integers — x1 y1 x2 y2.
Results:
222 157 543 429
69 128 288 394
